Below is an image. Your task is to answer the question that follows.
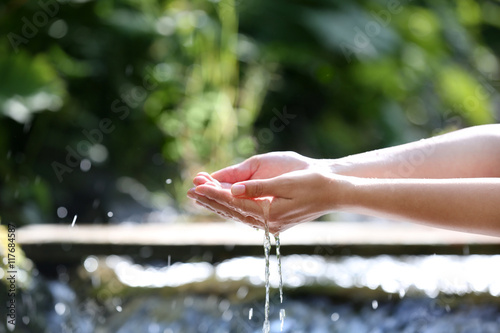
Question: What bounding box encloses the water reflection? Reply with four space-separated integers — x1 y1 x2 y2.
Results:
8 254 500 332
109 254 500 297
111 256 214 288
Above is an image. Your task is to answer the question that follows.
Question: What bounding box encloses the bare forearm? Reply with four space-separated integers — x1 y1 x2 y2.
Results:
337 176 500 236
322 125 500 179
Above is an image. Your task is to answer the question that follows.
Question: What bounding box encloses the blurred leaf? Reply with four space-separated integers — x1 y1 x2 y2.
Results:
0 52 65 123
437 65 494 125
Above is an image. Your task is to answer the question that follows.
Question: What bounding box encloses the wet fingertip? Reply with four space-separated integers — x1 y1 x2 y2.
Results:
194 184 215 195
194 186 205 195
197 171 211 178
193 176 208 185
199 182 217 190
187 188 197 198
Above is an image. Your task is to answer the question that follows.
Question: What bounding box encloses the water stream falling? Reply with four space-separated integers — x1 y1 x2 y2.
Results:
262 199 272 333
276 234 286 331
275 234 283 304
260 198 286 332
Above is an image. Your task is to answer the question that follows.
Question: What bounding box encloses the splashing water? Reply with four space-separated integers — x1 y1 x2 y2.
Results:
71 215 77 227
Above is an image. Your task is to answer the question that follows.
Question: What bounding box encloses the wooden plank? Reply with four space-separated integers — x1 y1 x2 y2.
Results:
17 221 500 265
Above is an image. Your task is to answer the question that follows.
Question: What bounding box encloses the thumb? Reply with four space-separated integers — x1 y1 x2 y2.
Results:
231 179 279 198
211 158 254 183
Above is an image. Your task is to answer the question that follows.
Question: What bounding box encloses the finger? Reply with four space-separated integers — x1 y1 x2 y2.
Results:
193 176 210 186
210 158 257 183
194 197 264 229
187 187 197 199
194 172 221 187
194 189 287 234
194 200 232 220
231 177 291 199
195 184 264 219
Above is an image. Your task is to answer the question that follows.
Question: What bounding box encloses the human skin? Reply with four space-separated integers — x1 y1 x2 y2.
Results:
187 124 500 236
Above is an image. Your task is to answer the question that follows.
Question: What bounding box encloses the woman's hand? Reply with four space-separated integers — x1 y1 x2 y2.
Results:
188 169 346 234
194 151 322 187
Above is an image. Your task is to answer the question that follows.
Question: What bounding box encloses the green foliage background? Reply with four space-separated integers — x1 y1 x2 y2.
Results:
0 0 499 224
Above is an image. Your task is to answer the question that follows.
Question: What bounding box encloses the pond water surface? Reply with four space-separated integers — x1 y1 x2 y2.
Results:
3 254 500 332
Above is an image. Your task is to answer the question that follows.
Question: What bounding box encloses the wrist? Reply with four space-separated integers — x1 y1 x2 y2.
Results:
318 157 353 175
322 172 361 211
313 158 343 174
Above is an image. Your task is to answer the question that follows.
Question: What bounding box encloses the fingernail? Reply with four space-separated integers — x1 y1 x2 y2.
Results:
231 184 245 196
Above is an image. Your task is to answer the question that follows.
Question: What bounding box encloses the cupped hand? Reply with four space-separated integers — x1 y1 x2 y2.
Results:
205 151 320 185
188 169 344 234
188 172 264 227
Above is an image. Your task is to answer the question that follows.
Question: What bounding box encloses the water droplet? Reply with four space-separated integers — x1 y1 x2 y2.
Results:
372 300 379 310
89 144 108 163
116 305 122 312
165 178 172 184
80 159 91 172
57 207 68 219
331 312 340 322
248 307 253 320
222 309 233 321
71 215 77 227
48 19 68 39
279 309 286 331
55 302 66 316
84 256 99 273
107 211 114 218
236 286 248 299
218 299 230 312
